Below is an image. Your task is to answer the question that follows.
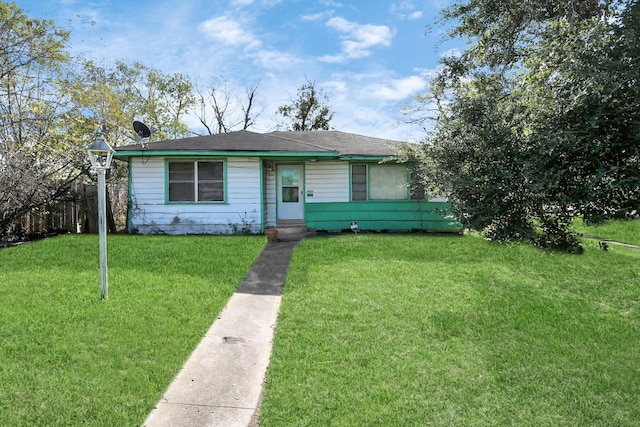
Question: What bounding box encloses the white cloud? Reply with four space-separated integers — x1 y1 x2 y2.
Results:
320 0 344 7
316 70 430 141
323 79 348 94
301 11 332 22
363 75 427 101
325 17 394 60
30 0 442 142
253 49 305 69
198 16 261 49
390 1 424 20
318 54 347 64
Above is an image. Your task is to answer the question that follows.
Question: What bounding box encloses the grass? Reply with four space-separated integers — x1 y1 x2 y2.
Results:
0 234 264 426
259 232 640 426
572 218 640 247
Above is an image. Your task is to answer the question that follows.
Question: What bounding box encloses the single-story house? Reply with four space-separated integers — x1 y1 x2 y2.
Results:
113 130 460 236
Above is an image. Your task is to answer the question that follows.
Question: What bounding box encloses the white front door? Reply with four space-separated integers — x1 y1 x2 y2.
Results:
277 165 304 219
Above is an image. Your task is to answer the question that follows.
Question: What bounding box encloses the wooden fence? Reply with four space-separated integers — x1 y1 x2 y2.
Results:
21 199 80 234
16 181 127 235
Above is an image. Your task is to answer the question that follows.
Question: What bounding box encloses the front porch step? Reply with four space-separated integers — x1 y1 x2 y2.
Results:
272 220 316 241
276 219 307 227
275 229 317 241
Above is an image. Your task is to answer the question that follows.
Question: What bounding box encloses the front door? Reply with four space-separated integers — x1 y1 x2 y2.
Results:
277 165 304 219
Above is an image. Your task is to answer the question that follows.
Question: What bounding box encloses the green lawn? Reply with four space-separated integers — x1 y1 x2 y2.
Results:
2 224 639 426
260 232 640 426
572 218 640 247
0 234 265 426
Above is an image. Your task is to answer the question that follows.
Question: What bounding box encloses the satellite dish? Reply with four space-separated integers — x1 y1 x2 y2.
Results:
133 121 151 138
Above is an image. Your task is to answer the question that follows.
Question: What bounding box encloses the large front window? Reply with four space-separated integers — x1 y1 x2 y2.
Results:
168 160 224 202
351 163 408 201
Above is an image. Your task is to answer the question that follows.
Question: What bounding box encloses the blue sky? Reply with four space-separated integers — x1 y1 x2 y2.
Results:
14 0 462 142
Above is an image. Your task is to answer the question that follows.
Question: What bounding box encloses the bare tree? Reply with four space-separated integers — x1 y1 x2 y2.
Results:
195 78 263 134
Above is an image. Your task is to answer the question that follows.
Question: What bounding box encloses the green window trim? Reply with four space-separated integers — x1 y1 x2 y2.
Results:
165 158 228 204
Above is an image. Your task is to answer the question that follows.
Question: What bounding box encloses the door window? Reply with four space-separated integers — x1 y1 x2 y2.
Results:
281 168 299 202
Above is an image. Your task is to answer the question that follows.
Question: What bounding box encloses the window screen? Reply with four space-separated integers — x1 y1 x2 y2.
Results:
168 162 195 201
410 170 426 200
351 164 367 201
197 161 224 201
168 160 224 202
369 164 407 200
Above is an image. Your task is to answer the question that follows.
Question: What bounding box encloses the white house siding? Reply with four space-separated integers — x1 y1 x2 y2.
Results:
304 161 349 203
128 157 263 235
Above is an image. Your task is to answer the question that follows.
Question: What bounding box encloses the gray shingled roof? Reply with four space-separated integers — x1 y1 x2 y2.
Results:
266 131 399 156
114 130 401 157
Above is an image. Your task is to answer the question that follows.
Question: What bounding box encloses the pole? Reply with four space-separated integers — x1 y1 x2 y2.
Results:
97 168 108 300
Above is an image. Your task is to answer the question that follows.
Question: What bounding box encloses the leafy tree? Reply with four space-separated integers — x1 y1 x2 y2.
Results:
407 0 639 252
59 60 197 231
61 60 195 144
0 2 199 235
0 1 77 235
142 68 195 139
276 78 333 131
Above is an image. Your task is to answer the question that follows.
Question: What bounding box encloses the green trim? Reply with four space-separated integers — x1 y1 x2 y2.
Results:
304 201 461 232
115 150 338 158
164 158 228 205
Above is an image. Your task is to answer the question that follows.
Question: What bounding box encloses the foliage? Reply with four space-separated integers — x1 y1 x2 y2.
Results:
407 0 640 252
0 1 78 234
260 234 640 426
0 2 198 235
60 60 196 147
228 212 258 235
0 234 265 425
276 78 334 131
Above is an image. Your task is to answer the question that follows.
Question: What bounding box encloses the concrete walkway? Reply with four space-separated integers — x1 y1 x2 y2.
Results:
143 240 300 427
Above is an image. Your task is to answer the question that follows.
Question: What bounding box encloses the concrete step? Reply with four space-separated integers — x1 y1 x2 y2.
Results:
276 219 307 227
276 225 307 235
269 220 316 241
275 229 317 241
275 219 308 236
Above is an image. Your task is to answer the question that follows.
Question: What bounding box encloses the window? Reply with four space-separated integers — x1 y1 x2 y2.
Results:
351 164 367 201
410 170 426 200
168 160 224 202
351 163 409 201
370 164 407 200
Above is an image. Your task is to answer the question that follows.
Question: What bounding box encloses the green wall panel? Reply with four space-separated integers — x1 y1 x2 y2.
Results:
304 201 461 232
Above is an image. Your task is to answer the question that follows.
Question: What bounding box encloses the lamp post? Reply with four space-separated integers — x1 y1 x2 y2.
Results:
86 135 114 300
